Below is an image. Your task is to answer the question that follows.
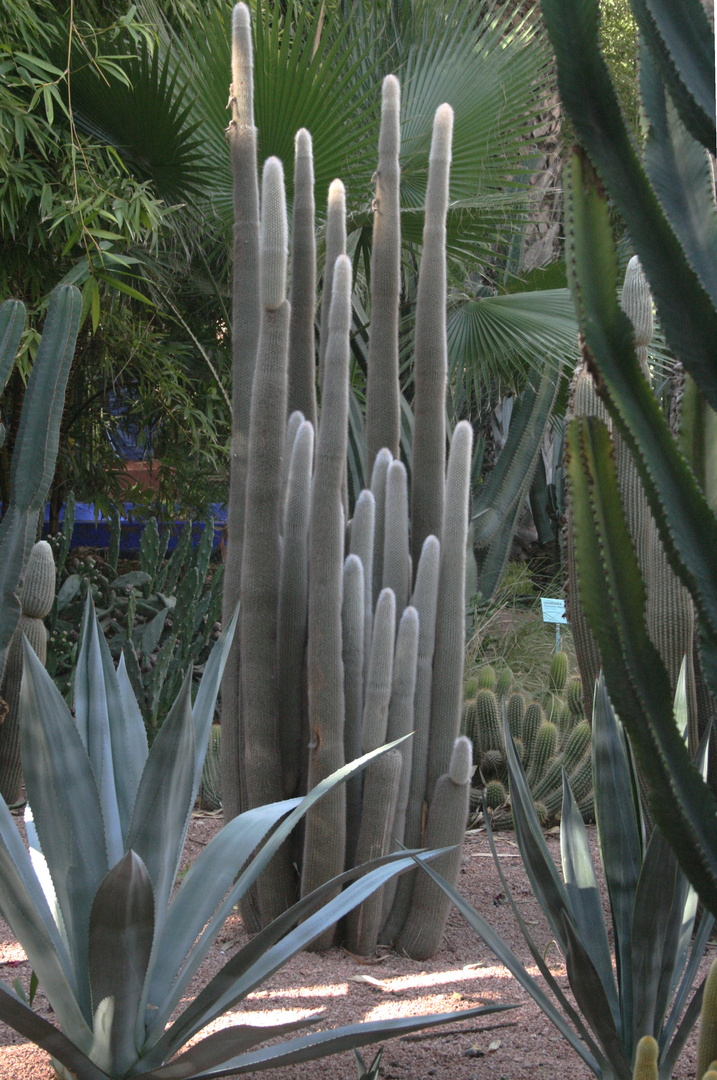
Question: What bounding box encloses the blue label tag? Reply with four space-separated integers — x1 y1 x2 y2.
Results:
541 597 567 624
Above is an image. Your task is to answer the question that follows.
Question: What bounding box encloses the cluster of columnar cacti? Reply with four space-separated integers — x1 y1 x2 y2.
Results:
566 258 698 733
462 654 592 827
0 541 55 804
219 3 472 959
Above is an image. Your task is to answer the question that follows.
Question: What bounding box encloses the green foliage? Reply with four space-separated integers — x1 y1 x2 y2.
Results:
0 599 506 1078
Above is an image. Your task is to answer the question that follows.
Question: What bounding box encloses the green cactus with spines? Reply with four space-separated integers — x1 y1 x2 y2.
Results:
495 666 512 698
139 517 161 596
485 778 507 810
199 724 222 811
543 690 562 724
697 959 717 1080
562 719 592 775
365 75 401 476
549 650 568 692
397 734 472 960
461 698 478 742
512 736 525 764
482 748 505 777
522 701 543 760
288 128 317 432
527 721 558 787
507 691 525 737
578 790 594 820
382 460 410 622
557 701 574 746
475 688 501 755
0 541 56 803
477 664 496 691
567 674 584 717
463 674 479 699
632 1035 658 1079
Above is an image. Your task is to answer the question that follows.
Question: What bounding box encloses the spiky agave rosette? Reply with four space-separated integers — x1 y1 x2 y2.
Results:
0 593 512 1079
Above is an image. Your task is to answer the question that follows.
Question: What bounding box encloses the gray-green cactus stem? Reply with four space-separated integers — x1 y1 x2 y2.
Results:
277 419 314 799
222 0 261 835
288 129 317 431
280 410 305 526
370 448 392 608
365 75 401 476
397 735 472 960
411 103 453 575
362 587 396 754
318 179 347 396
425 420 472 800
301 254 352 945
382 459 410 622
342 553 365 870
349 489 375 681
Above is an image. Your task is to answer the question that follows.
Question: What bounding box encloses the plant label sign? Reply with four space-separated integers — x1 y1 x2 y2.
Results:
541 597 567 650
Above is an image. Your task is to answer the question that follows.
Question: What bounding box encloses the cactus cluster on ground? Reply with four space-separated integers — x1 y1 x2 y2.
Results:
219 3 472 959
462 652 593 828
45 511 223 737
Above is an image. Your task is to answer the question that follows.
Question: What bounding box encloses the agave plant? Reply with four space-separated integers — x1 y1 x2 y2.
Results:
421 673 713 1080
0 594 511 1079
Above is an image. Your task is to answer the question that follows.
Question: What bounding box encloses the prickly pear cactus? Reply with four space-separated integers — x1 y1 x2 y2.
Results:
0 541 55 804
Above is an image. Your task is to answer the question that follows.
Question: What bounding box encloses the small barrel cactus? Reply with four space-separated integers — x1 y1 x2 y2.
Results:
549 650 568 692
567 673 585 717
477 664 496 691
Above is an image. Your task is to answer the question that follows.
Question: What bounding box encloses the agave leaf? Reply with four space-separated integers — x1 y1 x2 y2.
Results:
560 911 631 1080
640 43 717 305
541 0 717 396
0 298 24 394
74 593 123 865
565 415 717 915
147 798 300 1018
659 913 712 1067
20 640 108 1023
0 980 110 1080
630 828 678 1048
659 976 706 1080
115 653 150 837
503 715 571 952
560 771 620 1033
0 797 92 1051
88 851 155 1077
591 674 640 1046
24 805 67 949
189 606 238 797
137 1006 517 1080
629 0 715 151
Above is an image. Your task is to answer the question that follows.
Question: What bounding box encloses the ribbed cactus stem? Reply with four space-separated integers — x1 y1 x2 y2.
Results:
318 179 346 396
343 554 365 870
507 692 525 738
0 541 55 804
301 255 352 941
527 721 558 787
621 256 653 373
522 702 543 762
549 651 568 692
380 536 439 945
425 420 472 799
260 158 288 310
632 1036 658 1080
697 958 717 1080
280 410 305 524
411 103 453 573
365 74 401 476
397 735 471 960
349 489 375 679
362 588 396 753
370 448 392 607
380 606 419 923
345 749 402 955
222 1 261 833
288 129 317 430
382 459 410 621
475 689 502 755
277 419 314 799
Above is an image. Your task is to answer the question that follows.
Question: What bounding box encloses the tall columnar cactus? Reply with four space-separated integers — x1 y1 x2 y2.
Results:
365 75 401 476
221 1 262 830
318 180 347 396
288 129 318 431
343 553 365 869
698 959 717 1080
411 105 453 573
0 541 55 804
382 460 410 621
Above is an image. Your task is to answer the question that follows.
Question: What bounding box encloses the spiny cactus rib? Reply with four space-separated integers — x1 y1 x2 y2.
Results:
370 448 392 608
507 692 525 738
549 651 568 692
277 419 314 800
380 535 440 946
301 255 352 941
567 675 584 718
382 460 410 621
495 667 512 698
349 489 375 680
397 736 472 960
345 749 402 955
411 103 453 574
239 156 293 925
522 702 543 762
477 665 496 692
260 158 288 311
632 1036 658 1080
527 721 558 787
343 554 365 871
318 180 347 396
362 587 396 753
0 541 55 804
365 75 401 476
426 421 472 800
475 689 502 756
288 130 317 430
222 0 261 835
